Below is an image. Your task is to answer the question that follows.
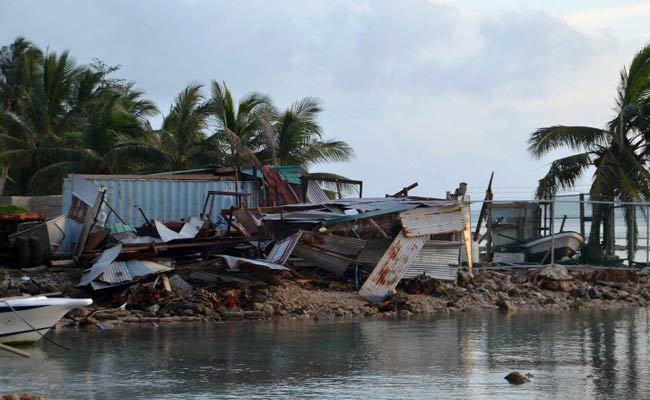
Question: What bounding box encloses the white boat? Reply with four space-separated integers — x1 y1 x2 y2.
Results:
0 296 92 344
524 231 584 261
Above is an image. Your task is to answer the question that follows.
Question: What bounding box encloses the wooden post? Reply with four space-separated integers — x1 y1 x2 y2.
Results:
579 193 585 239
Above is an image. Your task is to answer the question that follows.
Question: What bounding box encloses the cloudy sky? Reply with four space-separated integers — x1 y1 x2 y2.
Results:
2 0 649 198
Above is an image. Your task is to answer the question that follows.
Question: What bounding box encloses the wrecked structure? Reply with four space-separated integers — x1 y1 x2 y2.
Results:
37 166 472 304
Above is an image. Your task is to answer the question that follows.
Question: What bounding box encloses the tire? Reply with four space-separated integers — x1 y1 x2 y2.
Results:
14 237 30 269
28 236 43 267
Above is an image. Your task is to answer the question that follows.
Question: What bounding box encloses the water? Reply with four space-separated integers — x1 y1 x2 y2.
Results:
3 309 650 399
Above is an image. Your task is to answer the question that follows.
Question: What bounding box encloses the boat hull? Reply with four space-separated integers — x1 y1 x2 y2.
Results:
524 232 584 262
0 297 92 344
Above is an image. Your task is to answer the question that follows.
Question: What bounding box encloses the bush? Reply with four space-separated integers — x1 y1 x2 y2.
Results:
0 205 31 215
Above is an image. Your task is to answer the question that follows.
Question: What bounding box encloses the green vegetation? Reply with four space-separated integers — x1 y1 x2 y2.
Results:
528 44 650 262
0 37 354 195
0 204 30 215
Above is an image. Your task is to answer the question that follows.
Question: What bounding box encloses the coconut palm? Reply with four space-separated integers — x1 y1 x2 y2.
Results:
528 44 650 263
156 83 212 170
263 97 353 167
207 81 273 168
0 41 161 193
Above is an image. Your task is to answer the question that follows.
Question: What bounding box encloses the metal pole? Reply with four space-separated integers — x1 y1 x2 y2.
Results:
550 199 555 265
645 206 650 267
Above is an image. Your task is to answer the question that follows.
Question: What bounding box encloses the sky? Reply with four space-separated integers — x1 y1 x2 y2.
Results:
1 0 649 199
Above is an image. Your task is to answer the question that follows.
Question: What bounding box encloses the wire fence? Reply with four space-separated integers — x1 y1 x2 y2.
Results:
470 194 650 266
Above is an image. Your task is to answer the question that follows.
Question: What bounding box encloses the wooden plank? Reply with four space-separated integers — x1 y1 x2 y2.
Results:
398 205 464 237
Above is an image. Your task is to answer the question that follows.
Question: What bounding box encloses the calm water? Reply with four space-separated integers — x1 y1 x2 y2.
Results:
3 309 650 399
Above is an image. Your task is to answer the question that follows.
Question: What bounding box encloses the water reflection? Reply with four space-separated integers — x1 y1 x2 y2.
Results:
1 309 650 399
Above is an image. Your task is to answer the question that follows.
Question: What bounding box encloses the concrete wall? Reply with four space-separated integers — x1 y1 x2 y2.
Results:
0 195 62 219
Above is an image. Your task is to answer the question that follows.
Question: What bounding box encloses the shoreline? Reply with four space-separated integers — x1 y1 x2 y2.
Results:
3 263 650 332
42 264 650 330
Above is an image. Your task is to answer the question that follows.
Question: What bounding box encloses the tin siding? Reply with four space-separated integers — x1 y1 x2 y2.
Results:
359 230 427 303
63 177 257 227
402 241 460 280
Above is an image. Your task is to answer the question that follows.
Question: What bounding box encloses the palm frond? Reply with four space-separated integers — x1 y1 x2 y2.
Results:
527 126 610 158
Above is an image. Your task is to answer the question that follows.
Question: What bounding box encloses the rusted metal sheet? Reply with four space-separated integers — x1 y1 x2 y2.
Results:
356 238 392 266
398 205 464 237
300 231 366 258
359 230 427 302
292 243 353 276
402 240 460 280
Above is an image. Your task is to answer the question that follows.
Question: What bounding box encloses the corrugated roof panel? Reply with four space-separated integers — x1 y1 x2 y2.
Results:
359 230 427 303
300 231 366 258
356 238 392 265
71 175 100 206
306 180 330 204
402 241 460 280
398 205 465 237
79 244 122 286
98 261 133 284
292 243 353 276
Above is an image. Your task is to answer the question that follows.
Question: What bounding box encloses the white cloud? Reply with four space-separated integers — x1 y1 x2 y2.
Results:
0 0 644 198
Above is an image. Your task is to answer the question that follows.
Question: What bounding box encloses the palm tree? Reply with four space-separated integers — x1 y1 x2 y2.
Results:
156 83 212 170
264 97 353 167
208 81 272 168
0 39 161 193
528 44 650 264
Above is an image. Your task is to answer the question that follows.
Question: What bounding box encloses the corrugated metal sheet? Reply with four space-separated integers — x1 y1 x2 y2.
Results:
300 231 366 258
62 176 257 228
398 205 464 237
72 174 100 206
356 238 392 265
100 261 133 283
292 243 353 276
359 230 427 303
402 240 460 280
79 244 122 286
306 180 330 204
218 255 290 271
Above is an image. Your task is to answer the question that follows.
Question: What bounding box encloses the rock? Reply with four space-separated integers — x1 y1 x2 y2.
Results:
68 307 92 318
538 265 572 281
539 279 572 292
243 310 266 319
97 320 124 330
83 316 99 325
147 304 160 314
457 269 474 284
496 299 516 312
20 393 31 400
4 393 19 400
504 371 530 385
618 290 630 298
569 288 586 299
222 311 244 320
314 308 334 321
398 309 413 317
602 290 617 300
588 287 601 300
